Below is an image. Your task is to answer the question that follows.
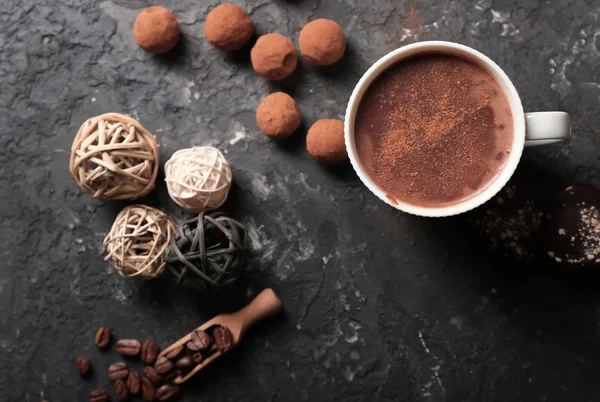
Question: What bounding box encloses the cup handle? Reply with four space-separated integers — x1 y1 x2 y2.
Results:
524 112 570 147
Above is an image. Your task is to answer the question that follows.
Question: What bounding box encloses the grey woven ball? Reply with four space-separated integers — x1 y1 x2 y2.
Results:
165 212 247 289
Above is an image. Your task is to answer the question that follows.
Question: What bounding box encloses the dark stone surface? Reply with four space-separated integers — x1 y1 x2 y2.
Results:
2 0 600 401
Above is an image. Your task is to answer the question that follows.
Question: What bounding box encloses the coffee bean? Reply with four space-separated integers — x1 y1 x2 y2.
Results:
143 366 162 384
141 340 160 364
114 379 129 401
75 356 91 375
116 339 141 356
212 325 233 352
126 372 140 395
186 329 211 352
95 327 111 349
165 345 183 360
192 352 203 364
161 368 182 383
175 355 193 368
141 376 156 402
154 356 174 375
156 384 181 401
89 389 109 402
108 362 130 381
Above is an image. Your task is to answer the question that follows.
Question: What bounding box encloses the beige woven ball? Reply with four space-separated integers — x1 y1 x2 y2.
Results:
104 205 175 279
70 113 159 200
164 146 232 214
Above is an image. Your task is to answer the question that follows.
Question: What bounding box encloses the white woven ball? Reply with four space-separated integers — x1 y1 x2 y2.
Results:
165 146 233 214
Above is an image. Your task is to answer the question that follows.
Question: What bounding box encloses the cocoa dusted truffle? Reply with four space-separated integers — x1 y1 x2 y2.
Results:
204 3 253 51
133 6 180 54
256 92 301 140
545 185 600 269
299 19 346 66
306 119 347 165
250 33 298 80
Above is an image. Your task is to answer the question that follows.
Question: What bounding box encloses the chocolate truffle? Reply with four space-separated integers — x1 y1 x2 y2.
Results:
204 3 253 51
250 33 298 81
306 119 347 165
545 185 600 269
299 19 346 66
133 6 179 54
256 92 301 140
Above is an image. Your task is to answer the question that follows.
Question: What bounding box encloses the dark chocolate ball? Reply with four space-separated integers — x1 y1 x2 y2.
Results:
545 185 600 269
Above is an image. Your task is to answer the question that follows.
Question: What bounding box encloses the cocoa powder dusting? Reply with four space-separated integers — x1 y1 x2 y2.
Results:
355 54 514 207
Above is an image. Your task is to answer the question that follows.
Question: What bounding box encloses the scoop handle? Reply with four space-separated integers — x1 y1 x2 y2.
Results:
234 289 283 336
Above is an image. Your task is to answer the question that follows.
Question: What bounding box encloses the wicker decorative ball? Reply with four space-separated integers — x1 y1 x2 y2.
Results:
104 205 175 279
165 212 247 289
164 146 232 214
70 113 159 200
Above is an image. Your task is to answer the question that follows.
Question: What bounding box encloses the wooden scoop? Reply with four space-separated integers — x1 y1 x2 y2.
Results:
159 288 283 384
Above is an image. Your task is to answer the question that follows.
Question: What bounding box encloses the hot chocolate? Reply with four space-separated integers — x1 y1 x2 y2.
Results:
354 53 514 208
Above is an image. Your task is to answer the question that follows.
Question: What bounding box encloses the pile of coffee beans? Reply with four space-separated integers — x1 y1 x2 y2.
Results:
68 325 233 402
151 325 233 385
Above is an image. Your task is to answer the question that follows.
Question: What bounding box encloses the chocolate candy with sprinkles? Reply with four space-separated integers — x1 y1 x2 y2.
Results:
545 185 600 269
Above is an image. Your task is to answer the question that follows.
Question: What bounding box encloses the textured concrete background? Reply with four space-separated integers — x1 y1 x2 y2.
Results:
2 0 600 400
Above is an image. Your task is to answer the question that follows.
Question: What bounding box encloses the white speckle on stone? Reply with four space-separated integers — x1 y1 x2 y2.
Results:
250 175 272 200
70 265 80 296
354 289 366 303
0 277 10 295
340 293 350 311
229 130 246 145
490 9 520 37
194 92 200 100
296 239 315 261
181 86 191 105
113 288 127 303
418 331 431 354
418 330 445 394
345 333 359 344
91 97 96 103
450 316 465 330
343 366 355 382
245 219 275 261
549 27 600 97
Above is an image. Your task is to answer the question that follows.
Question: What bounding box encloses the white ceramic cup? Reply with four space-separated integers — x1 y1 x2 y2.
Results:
344 41 570 217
